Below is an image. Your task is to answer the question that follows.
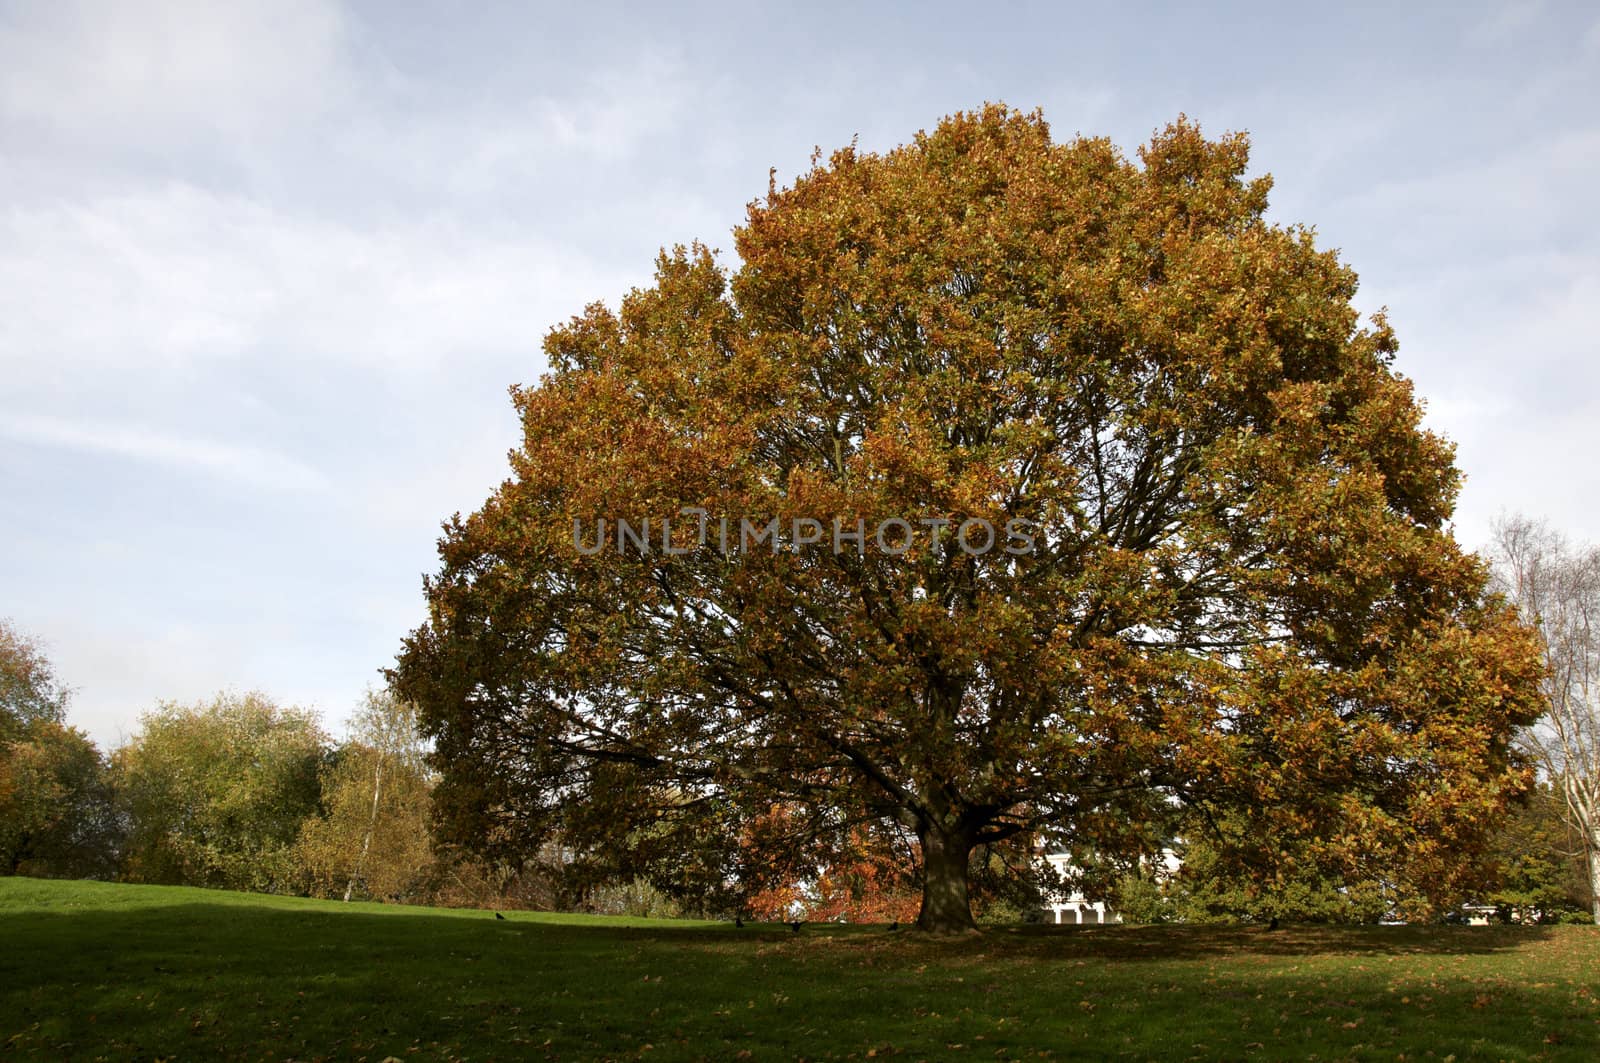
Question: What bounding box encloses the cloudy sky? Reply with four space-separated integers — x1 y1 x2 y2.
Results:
2 0 1597 747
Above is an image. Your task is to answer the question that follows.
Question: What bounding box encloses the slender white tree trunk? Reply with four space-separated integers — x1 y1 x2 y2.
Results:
1589 833 1600 926
343 755 384 903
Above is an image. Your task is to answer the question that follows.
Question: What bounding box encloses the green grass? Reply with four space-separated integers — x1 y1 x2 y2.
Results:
3 878 1598 1061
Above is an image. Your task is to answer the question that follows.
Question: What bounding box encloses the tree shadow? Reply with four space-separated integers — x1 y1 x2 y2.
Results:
3 892 1596 1061
973 920 1568 962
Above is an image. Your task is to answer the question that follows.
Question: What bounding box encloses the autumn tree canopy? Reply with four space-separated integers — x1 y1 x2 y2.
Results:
393 106 1544 932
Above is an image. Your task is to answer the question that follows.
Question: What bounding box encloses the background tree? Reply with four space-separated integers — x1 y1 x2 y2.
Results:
395 106 1544 932
1 619 70 743
296 690 433 902
808 824 924 925
0 619 120 879
116 692 327 893
1491 515 1600 923
743 818 922 924
0 721 121 878
1483 781 1591 923
1171 819 1388 925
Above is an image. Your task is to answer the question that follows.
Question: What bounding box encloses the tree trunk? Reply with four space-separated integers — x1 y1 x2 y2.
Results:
916 824 977 934
344 755 384 903
1589 834 1600 927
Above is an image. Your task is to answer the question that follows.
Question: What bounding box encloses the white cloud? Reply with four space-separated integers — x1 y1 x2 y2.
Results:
538 53 696 158
0 0 350 148
37 612 355 749
0 412 331 493
1465 0 1547 47
1340 127 1600 249
0 183 621 382
323 48 708 202
1366 252 1600 553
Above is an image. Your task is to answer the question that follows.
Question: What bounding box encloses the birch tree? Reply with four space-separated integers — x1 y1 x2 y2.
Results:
296 690 432 902
1492 515 1600 923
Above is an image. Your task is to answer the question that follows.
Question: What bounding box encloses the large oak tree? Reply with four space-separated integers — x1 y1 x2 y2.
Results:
394 107 1544 932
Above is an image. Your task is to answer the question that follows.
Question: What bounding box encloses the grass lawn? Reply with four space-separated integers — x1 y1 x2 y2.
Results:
2 878 1598 1061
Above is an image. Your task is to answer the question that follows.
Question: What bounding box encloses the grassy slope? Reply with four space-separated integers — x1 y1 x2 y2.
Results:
2 878 1598 1062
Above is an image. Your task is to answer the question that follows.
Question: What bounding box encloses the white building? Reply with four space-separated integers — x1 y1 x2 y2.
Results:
1040 853 1118 925
1040 849 1182 926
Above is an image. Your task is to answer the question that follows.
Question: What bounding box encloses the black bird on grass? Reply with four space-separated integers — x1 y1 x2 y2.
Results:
734 917 744 928
495 912 505 921
790 920 803 933
1267 916 1279 931
888 921 899 931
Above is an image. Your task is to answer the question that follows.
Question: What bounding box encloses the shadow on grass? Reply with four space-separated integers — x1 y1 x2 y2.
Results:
3 891 1595 1062
985 920 1566 961
2 895 1566 964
